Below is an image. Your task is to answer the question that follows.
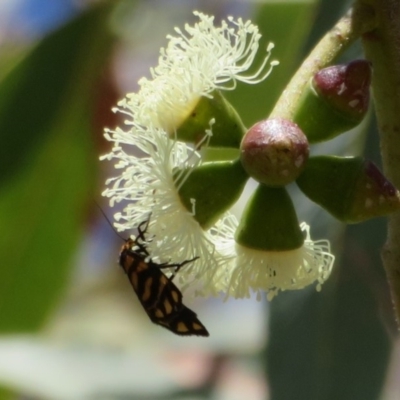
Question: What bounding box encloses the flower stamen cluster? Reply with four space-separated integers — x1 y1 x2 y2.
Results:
119 11 278 133
102 123 230 281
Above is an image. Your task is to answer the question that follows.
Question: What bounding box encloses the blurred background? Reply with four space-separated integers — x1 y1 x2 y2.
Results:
0 0 399 399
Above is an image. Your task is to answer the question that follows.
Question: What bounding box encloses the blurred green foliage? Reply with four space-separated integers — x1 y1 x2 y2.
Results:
0 4 114 333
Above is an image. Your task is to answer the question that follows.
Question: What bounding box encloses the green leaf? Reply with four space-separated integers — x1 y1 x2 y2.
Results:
0 4 114 333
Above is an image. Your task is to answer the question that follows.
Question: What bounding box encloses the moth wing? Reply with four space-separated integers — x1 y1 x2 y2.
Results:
167 305 209 337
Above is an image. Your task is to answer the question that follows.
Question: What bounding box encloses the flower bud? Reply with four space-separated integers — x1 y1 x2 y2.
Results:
296 156 400 223
175 90 246 148
235 185 304 251
294 60 371 143
177 159 248 229
240 118 309 187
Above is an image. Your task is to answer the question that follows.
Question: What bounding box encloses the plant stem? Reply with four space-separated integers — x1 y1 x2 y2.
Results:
270 6 371 120
360 0 400 327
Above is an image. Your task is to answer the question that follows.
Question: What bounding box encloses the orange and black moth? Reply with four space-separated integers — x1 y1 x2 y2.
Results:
119 218 209 337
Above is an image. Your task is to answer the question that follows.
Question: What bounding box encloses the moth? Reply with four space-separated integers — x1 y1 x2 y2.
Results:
119 218 209 337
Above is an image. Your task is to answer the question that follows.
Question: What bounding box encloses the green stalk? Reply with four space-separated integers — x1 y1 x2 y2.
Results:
360 0 400 326
270 5 371 120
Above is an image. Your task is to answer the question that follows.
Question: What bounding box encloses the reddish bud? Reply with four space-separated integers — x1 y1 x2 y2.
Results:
349 161 400 222
240 119 309 186
313 59 372 120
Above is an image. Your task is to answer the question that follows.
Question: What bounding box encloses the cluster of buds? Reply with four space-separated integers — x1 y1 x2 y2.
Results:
102 12 400 301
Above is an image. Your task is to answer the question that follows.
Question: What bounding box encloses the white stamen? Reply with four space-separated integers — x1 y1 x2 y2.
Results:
118 11 277 132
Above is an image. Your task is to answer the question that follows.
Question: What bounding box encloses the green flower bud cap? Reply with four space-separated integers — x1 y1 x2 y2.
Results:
296 156 400 223
294 60 371 143
177 159 248 229
175 90 246 148
240 118 309 186
235 185 304 251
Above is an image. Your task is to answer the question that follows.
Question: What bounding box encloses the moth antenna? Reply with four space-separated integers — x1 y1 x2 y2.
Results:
94 200 125 242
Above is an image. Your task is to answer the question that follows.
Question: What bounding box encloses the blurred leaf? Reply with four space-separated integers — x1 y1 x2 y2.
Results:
265 218 391 400
0 3 115 333
224 1 317 127
0 386 13 400
0 5 111 186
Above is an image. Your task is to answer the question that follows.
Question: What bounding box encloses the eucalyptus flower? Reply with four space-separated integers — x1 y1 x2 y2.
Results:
221 221 335 301
117 11 278 137
102 124 225 278
102 11 335 302
192 187 335 300
102 125 335 302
